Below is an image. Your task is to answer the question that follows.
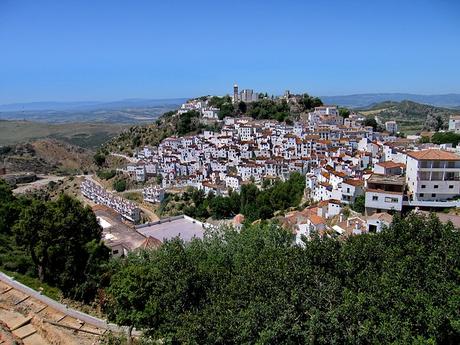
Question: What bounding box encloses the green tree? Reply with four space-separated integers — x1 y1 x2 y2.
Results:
177 110 200 136
106 213 460 344
351 194 365 213
298 93 323 111
218 103 235 120
94 152 106 167
13 194 109 301
363 117 378 131
339 107 351 118
431 131 460 147
238 101 247 114
113 179 127 192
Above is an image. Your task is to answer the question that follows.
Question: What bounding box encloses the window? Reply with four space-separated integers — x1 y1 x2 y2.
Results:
384 197 399 203
449 185 454 189
421 185 426 189
372 195 378 201
432 194 436 198
368 224 377 233
113 250 119 254
420 193 424 197
434 185 439 189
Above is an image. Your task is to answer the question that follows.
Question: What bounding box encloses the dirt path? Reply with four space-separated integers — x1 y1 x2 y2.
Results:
12 175 65 194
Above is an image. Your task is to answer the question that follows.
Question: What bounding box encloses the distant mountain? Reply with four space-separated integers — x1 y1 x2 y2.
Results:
321 93 460 109
0 98 187 112
0 98 187 123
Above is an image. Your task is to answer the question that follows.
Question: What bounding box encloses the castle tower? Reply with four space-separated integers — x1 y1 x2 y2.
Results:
233 83 239 103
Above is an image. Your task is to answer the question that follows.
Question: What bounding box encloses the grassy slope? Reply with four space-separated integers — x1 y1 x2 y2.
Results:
0 120 129 149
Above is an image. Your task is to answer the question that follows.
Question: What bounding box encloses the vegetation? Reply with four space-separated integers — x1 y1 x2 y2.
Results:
97 169 117 180
106 213 460 344
0 268 61 300
351 194 365 213
359 100 455 133
297 93 323 112
113 179 127 192
339 107 351 118
245 99 290 122
431 131 460 147
105 110 221 154
363 116 379 131
208 95 232 109
0 180 109 302
94 152 107 167
0 120 129 149
159 173 306 222
0 140 95 175
177 110 201 136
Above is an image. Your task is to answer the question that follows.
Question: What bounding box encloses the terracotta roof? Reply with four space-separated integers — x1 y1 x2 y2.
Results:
376 161 405 169
343 178 364 187
309 214 326 225
233 214 245 225
407 149 460 161
140 236 162 249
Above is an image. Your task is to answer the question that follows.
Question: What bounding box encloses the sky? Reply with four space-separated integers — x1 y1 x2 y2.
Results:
0 0 459 103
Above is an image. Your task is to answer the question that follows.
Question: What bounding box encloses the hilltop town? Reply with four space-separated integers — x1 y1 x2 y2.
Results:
60 85 460 257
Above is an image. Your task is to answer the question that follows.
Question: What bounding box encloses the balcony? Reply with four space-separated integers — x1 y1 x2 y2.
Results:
403 199 460 208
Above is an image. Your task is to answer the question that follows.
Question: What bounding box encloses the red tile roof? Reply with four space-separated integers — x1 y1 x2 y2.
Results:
407 149 460 161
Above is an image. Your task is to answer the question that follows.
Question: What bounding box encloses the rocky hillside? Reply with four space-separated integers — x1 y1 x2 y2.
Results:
103 110 221 155
1 139 95 174
358 100 457 133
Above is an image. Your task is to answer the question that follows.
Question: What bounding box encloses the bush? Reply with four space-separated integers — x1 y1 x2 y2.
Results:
97 169 117 180
113 179 127 192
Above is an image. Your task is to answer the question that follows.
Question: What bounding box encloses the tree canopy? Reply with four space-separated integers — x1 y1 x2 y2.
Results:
431 131 460 147
106 213 460 344
297 93 323 112
0 180 109 302
363 116 379 131
158 172 306 222
247 99 291 122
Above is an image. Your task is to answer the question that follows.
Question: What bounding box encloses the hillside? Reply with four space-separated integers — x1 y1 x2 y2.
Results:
103 109 223 155
1 139 95 174
357 100 457 133
0 120 129 149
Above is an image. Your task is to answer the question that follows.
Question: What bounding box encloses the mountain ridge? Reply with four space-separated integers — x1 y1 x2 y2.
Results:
321 93 460 109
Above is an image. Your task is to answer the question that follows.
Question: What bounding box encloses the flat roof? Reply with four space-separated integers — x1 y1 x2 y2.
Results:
94 206 145 251
368 174 405 185
137 217 205 242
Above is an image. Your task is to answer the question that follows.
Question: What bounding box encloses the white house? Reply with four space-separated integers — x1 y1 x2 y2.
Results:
365 174 405 214
448 115 460 133
385 121 398 134
405 149 460 206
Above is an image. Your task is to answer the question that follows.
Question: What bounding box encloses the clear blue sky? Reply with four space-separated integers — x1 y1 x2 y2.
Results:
0 0 459 103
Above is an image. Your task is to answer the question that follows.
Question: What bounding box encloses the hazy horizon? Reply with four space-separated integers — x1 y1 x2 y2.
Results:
1 0 459 103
